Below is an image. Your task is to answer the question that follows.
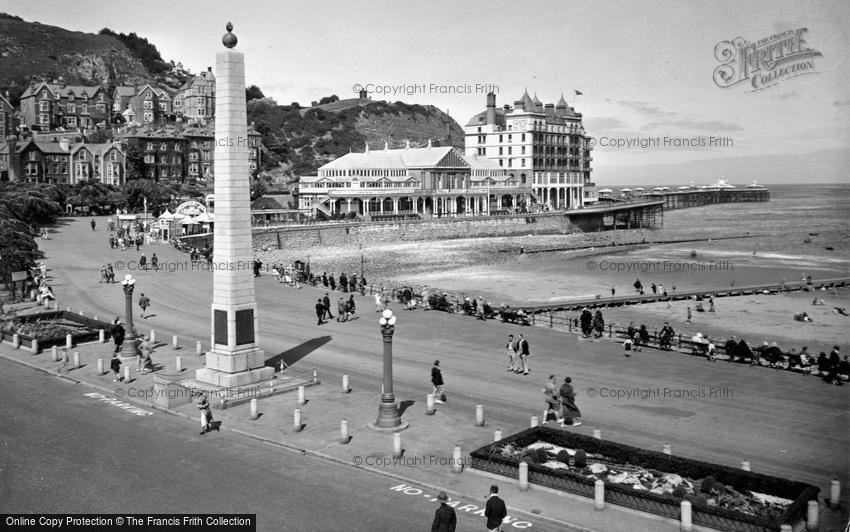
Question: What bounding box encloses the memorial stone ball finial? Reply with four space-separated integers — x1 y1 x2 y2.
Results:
223 22 237 48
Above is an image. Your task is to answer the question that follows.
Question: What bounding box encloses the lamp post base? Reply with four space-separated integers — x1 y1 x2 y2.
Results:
368 398 408 432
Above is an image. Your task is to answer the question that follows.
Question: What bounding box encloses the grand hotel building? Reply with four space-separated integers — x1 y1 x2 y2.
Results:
297 142 534 220
464 91 595 209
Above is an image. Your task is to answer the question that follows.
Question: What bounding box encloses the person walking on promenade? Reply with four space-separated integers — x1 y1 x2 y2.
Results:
106 263 115 283
90 219 96 231
138 335 155 373
347 294 357 320
431 491 456 532
559 377 582 427
328 273 336 291
592 310 605 338
349 274 357 293
374 292 382 312
484 485 508 532
139 253 147 271
110 352 122 382
340 272 348 293
322 293 334 320
337 297 347 322
579 308 592 337
633 278 643 293
109 235 115 249
505 334 517 372
322 272 329 287
686 306 693 324
112 318 125 354
432 360 446 403
151 253 159 272
100 265 108 283
383 290 392 310
135 235 141 251
138 293 151 318
197 393 214 435
517 334 530 375
542 375 562 423
315 298 325 325
42 227 48 240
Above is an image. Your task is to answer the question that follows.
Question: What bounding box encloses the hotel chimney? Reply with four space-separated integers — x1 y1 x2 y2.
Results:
485 92 496 126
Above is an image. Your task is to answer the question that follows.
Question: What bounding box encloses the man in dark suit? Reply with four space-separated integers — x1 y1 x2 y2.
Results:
431 491 456 532
484 485 507 532
315 299 325 325
322 293 334 320
517 334 530 375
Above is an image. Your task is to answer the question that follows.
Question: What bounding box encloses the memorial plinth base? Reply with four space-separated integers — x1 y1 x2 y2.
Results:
195 347 274 388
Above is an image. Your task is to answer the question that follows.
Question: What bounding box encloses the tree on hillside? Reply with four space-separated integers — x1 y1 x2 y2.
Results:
246 85 265 101
124 142 145 181
250 175 268 202
99 28 170 75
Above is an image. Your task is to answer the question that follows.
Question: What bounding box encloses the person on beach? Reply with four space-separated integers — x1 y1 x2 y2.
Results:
484 485 508 532
138 293 150 318
651 283 657 294
517 334 530 375
111 352 122 382
611 286 616 297
737 338 754 364
542 375 562 423
505 334 517 372
431 360 446 403
633 279 643 293
431 491 456 532
558 377 582 427
637 324 649 350
315 298 325 325
724 336 738 362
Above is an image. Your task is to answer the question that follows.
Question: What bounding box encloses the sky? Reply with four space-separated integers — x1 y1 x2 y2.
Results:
5 0 850 185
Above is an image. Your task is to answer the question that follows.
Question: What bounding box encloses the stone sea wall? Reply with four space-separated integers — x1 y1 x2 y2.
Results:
252 213 580 251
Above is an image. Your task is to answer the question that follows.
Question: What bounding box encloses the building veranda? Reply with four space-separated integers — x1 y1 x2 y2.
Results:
298 143 535 221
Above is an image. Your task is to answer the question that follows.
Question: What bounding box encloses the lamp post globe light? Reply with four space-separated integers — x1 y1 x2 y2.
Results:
369 309 408 431
120 274 138 357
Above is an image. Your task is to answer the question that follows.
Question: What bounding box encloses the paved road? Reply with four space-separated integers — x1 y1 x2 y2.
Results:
0 359 556 531
35 217 849 490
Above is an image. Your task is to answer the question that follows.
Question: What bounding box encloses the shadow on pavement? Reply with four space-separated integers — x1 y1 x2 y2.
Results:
265 335 332 369
398 399 415 416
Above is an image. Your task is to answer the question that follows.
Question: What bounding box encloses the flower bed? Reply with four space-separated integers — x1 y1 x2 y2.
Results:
0 311 113 351
469 427 818 532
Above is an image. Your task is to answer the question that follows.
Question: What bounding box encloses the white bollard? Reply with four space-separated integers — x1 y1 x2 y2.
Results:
51 345 58 361
530 415 539 428
196 340 202 355
150 330 156 343
313 368 318 384
518 461 529 491
176 356 183 372
31 339 39 353
425 393 436 415
97 358 104 375
342 374 350 393
340 419 349 444
73 352 80 369
250 398 258 420
293 408 303 432
663 442 672 455
12 333 20 349
806 500 818 530
593 428 602 440
297 386 306 405
594 479 605 510
741 460 751 471
172 335 179 349
123 366 131 382
66 334 73 349
393 432 402 458
475 404 485 427
452 445 463 474
829 479 841 508
681 500 693 531
99 329 105 343
494 429 503 442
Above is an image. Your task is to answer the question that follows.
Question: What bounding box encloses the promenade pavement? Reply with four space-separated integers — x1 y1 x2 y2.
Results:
2 216 846 531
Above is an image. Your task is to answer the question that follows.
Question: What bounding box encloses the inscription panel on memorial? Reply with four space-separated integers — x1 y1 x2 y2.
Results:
214 309 227 345
235 309 255 345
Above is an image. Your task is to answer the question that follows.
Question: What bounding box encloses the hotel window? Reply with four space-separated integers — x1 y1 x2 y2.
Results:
507 159 512 168
143 112 154 122
144 100 154 110
67 116 77 126
81 104 87 114
29 152 37 161
67 103 76 114
41 90 48 98
111 151 119 161
198 108 205 116
508 135 512 142
159 102 167 111
39 113 50 124
521 134 526 142
39 101 49 111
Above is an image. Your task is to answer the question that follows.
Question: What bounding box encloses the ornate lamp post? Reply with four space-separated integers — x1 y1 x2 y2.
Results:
369 309 408 431
120 274 138 356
